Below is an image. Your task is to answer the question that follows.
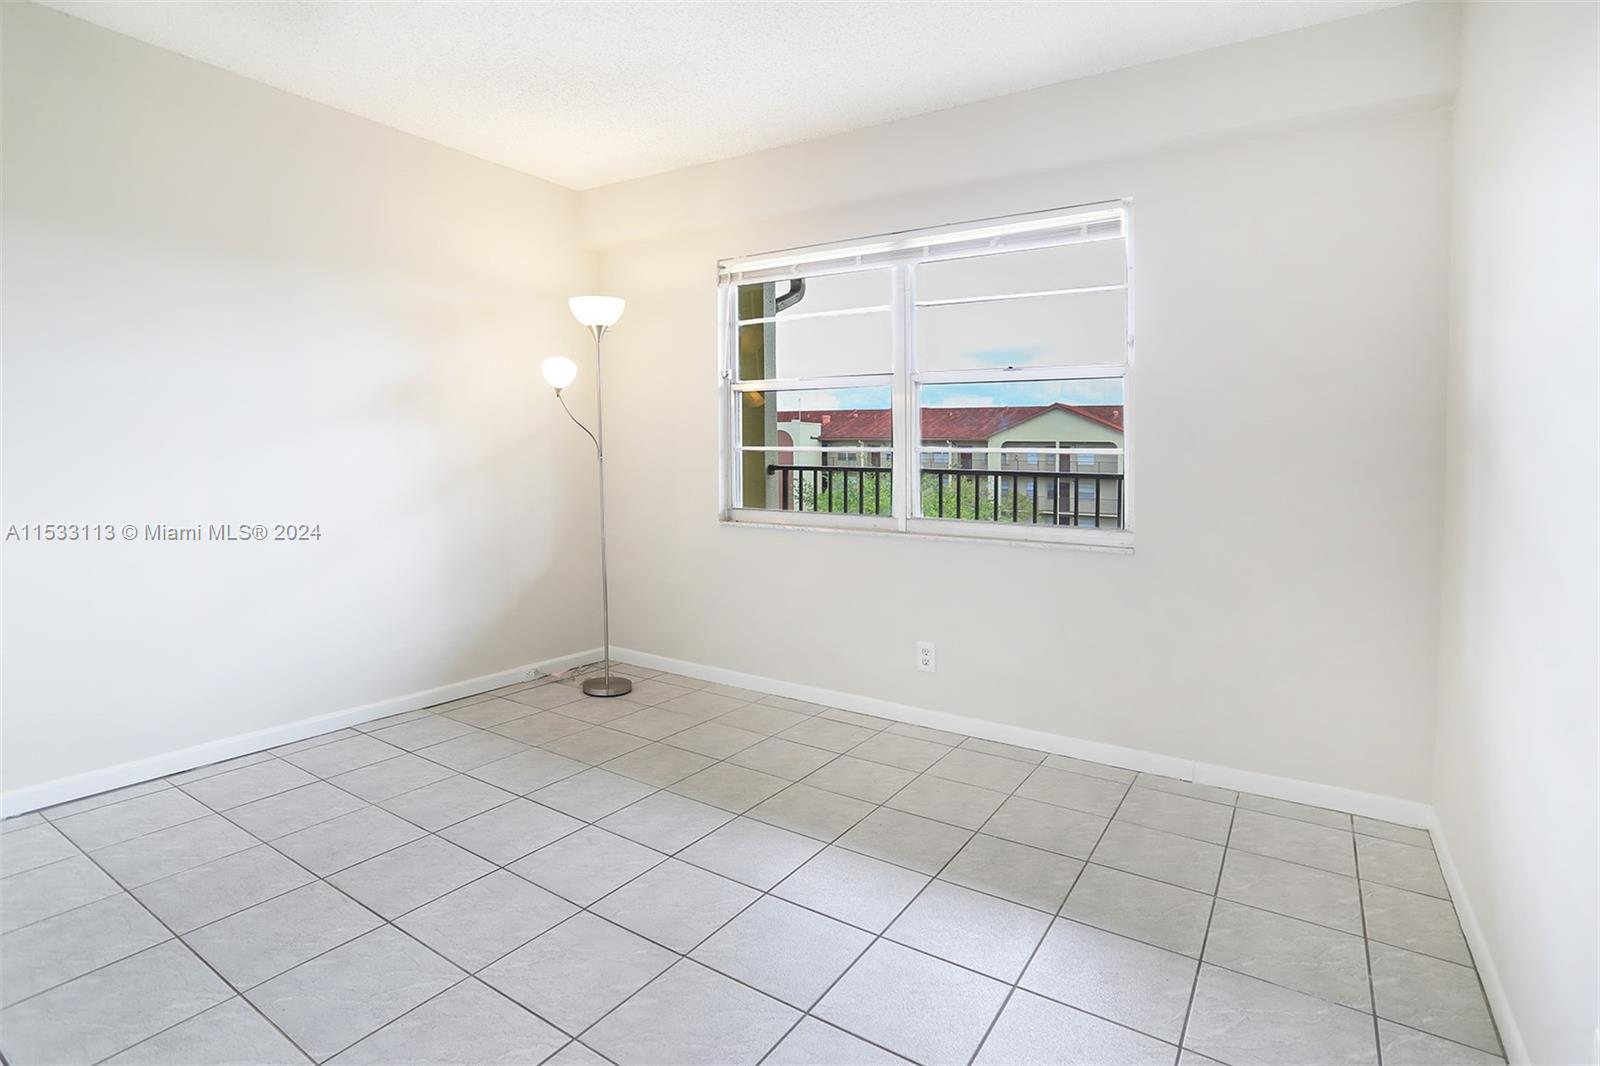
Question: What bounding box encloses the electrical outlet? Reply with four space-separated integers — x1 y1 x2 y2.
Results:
916 641 936 672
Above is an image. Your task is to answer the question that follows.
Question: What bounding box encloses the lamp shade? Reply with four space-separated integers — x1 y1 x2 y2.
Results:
541 356 578 391
568 295 625 328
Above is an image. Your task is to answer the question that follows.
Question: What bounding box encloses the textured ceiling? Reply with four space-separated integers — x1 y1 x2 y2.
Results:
42 1 1402 190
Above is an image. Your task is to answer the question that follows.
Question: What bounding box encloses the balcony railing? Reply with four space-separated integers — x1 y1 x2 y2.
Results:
766 463 1124 528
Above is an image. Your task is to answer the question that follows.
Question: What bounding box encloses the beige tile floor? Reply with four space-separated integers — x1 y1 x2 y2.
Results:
0 662 1505 1065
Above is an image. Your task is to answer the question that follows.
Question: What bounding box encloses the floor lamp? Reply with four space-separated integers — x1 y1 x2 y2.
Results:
542 295 631 698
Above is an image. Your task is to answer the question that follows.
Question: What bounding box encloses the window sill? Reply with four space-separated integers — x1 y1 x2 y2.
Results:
720 509 1134 554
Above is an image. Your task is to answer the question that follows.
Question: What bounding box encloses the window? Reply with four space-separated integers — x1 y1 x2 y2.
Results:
718 200 1133 545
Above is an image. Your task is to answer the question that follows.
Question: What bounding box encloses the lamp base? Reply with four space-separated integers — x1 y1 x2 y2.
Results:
581 674 633 698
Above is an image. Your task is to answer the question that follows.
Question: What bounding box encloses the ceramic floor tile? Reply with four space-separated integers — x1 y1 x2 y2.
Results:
1134 774 1238 806
662 721 766 759
887 880 1052 981
1362 880 1471 964
1183 963 1378 1066
282 735 405 778
1114 787 1234 844
440 696 541 729
691 895 871 1009
414 731 531 772
1357 835 1450 898
490 712 592 747
227 781 367 840
774 846 930 934
272 805 425 876
274 730 361 757
848 732 952 773
508 826 666 906
543 726 652 765
837 806 972 874
678 817 823 889
727 736 838 780
503 683 588 711
815 939 1009 1066
44 781 172 819
1236 793 1352 831
927 748 1034 793
765 1017 913 1065
670 762 789 813
544 1043 612 1066
1021 919 1197 1042
90 814 258 888
940 833 1084 912
133 846 313 933
1353 816 1432 850
0 940 232 1065
184 881 382 988
329 836 494 918
747 782 875 842
884 775 1006 830
591 858 758 952
1216 849 1362 934
585 959 799 1066
974 989 1177 1065
438 798 583 864
1013 764 1128 816
1044 754 1137 784
1063 863 1214 956
602 742 716 787
468 748 588 794
1203 899 1371 1010
1376 1020 1507 1065
368 715 479 751
597 790 733 852
801 755 917 804
327 978 567 1065
0 823 79 878
1229 808 1355 875
378 775 516 831
1091 820 1223 892
480 912 675 1034
179 760 319 812
0 893 170 1008
1369 941 1501 1055
53 788 213 850
887 722 966 746
1 854 124 933
777 717 877 754
104 998 311 1065
328 753 454 803
171 757 272 787
246 926 462 1061
531 768 656 822
985 795 1108 860
958 737 1048 765
614 678 695 707
397 870 578 971
657 689 748 719
716 703 810 736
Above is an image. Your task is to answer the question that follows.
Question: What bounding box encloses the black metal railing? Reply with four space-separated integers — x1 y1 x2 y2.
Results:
766 463 1124 528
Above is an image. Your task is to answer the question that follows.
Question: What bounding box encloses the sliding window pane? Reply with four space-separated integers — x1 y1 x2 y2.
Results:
918 240 1125 302
736 386 893 515
737 311 891 380
917 378 1123 527
737 269 889 319
914 287 1126 371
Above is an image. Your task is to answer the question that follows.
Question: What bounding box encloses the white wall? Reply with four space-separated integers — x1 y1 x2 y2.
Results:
590 9 1456 803
1 3 601 803
1434 3 1599 1063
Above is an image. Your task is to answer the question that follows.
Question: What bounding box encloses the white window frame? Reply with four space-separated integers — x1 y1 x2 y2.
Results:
717 199 1135 550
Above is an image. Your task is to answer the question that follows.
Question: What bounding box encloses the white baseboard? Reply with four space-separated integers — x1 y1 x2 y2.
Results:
0 646 602 817
614 647 1432 827
1429 809 1528 1065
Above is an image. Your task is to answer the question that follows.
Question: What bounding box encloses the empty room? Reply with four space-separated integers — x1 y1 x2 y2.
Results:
1 1 1595 1064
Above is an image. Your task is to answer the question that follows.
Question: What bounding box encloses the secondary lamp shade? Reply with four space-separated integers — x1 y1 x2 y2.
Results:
568 295 626 328
541 356 578 391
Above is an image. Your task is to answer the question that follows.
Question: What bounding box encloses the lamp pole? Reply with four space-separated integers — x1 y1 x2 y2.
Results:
582 322 628 698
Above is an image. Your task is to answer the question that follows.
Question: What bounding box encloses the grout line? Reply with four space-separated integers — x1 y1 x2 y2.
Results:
1354 830 1384 1066
1 663 1487 1065
1173 801 1237 1064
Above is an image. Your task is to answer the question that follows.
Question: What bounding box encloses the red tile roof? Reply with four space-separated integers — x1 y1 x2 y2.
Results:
782 404 1123 441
